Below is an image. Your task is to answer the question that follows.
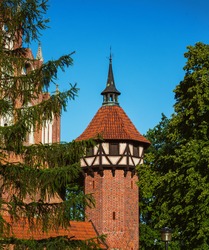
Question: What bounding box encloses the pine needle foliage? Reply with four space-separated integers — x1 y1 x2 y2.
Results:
0 0 99 249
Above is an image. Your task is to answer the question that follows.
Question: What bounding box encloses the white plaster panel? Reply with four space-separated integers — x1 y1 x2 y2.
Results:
102 143 109 154
94 157 99 165
139 146 144 157
80 159 85 167
133 158 140 166
129 144 133 155
119 157 126 165
86 157 95 166
108 156 121 165
119 143 126 154
102 156 110 165
93 146 98 155
129 161 134 166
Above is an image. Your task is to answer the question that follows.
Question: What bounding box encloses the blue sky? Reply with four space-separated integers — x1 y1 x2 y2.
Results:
32 0 209 142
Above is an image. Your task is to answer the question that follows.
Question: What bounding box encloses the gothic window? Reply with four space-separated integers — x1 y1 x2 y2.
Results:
42 116 53 144
109 143 119 155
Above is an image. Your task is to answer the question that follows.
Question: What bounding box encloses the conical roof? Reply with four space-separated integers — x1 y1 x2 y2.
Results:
76 54 150 147
76 105 150 146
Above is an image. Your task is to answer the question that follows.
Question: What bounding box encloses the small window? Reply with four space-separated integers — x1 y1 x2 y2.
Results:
109 143 119 155
113 212 116 220
86 147 94 156
133 145 139 157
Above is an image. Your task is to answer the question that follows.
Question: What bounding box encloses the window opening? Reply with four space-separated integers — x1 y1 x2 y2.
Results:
113 212 116 220
109 143 119 155
133 145 139 157
86 147 94 156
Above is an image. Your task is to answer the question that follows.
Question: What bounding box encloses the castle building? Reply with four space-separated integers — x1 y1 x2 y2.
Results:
1 12 150 247
0 25 61 204
77 54 150 249
0 21 107 249
0 24 60 146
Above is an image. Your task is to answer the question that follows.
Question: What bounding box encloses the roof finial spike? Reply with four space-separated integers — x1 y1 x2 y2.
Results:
36 42 44 61
56 84 59 95
109 46 112 63
101 49 121 106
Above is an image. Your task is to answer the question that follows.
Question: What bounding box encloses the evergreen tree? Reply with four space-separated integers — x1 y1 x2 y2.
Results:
0 0 99 249
138 42 209 249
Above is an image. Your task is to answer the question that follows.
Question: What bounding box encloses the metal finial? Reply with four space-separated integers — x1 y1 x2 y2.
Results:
56 84 59 94
36 42 43 61
109 46 112 63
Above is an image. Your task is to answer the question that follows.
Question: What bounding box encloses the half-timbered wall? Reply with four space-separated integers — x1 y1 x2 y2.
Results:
81 142 144 170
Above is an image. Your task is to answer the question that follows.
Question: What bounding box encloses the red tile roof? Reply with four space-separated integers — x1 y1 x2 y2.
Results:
76 105 150 146
3 216 108 249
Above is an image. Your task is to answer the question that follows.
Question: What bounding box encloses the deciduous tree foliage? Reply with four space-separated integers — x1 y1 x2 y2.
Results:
138 42 209 250
0 0 99 249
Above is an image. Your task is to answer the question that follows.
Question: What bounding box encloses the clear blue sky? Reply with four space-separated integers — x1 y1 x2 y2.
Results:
32 0 209 142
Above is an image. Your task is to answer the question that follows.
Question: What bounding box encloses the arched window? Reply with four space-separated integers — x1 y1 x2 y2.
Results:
42 114 54 144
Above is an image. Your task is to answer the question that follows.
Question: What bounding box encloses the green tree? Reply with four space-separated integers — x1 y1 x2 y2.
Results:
138 42 209 249
0 0 99 249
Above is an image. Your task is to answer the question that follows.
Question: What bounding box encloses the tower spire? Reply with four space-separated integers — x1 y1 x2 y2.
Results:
36 42 43 61
101 50 121 106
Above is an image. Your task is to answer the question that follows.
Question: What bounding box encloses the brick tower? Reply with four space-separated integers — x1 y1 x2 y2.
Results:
77 55 150 250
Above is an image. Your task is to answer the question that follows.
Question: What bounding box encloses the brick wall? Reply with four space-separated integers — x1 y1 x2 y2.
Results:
85 170 139 250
